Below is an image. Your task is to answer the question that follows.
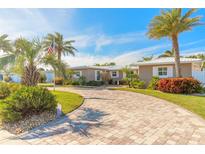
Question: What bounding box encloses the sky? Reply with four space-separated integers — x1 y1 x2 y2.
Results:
0 8 205 66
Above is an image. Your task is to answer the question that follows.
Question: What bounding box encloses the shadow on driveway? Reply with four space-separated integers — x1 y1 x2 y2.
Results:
19 108 109 140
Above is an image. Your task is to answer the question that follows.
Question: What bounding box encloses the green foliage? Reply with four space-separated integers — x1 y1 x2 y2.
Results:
86 81 104 86
131 81 145 89
95 62 116 66
1 86 57 122
78 76 86 85
43 32 76 61
3 75 11 82
0 83 22 99
0 83 10 99
147 76 160 89
71 80 80 85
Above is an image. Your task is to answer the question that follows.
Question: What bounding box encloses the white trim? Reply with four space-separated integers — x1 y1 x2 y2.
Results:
153 66 173 78
110 71 119 78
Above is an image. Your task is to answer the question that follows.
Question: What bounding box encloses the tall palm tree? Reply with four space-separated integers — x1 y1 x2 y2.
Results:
43 32 76 61
158 50 174 58
147 9 202 77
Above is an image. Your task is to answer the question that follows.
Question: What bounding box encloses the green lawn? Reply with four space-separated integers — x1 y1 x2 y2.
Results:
38 83 54 87
112 88 205 119
51 91 84 114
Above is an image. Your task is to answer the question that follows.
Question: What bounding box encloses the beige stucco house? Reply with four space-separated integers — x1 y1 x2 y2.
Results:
70 65 129 84
134 57 205 85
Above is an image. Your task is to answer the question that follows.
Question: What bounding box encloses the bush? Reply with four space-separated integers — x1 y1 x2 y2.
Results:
1 86 57 122
0 83 10 99
72 80 80 85
3 75 11 82
86 81 104 86
78 76 86 85
53 77 63 85
147 76 160 90
131 80 145 89
157 77 201 94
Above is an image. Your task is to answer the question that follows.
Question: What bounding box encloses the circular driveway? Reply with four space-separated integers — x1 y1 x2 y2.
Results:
14 87 205 144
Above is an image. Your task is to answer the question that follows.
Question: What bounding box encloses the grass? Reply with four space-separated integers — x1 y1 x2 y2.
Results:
112 87 205 119
38 83 54 87
51 91 84 114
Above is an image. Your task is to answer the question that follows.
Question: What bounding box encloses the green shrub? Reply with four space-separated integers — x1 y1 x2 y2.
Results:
78 76 86 85
63 79 73 85
86 81 104 86
147 76 160 90
72 80 80 85
1 86 57 122
3 75 11 82
0 83 10 99
131 80 145 89
157 77 201 94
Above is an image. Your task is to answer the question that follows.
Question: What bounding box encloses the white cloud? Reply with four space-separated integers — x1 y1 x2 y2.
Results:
63 44 169 66
0 9 75 40
67 31 146 51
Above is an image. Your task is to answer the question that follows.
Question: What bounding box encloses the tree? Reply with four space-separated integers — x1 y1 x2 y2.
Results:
138 55 153 62
186 53 205 70
147 9 202 77
14 38 42 86
122 66 139 87
43 32 76 61
95 62 116 66
158 50 174 58
0 34 14 70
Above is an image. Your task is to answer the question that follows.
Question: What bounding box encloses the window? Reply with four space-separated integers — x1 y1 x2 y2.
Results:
158 67 167 76
74 71 81 78
112 71 117 77
111 71 119 78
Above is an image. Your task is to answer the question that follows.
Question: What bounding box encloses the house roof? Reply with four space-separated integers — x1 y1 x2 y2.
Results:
135 57 203 66
70 65 139 71
70 65 125 71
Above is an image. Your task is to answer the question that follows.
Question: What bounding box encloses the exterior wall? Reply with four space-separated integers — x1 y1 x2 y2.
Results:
139 63 192 85
73 69 96 81
72 69 124 84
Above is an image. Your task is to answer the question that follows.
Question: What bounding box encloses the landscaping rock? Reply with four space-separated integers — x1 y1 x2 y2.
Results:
2 111 56 134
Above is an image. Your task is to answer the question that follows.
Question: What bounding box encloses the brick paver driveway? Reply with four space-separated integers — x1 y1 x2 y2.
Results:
1 87 205 144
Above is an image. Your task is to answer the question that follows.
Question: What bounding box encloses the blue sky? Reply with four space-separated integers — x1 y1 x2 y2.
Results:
0 8 205 66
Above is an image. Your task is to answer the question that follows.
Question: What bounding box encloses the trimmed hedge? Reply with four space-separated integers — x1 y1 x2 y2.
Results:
157 77 201 94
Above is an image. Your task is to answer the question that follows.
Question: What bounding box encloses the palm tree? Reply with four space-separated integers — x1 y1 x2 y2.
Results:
0 34 14 70
14 38 42 86
158 50 174 58
43 32 76 61
0 34 13 53
147 9 202 77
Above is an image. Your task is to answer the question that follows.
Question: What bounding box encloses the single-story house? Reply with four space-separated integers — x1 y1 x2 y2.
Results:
70 65 138 85
134 57 205 85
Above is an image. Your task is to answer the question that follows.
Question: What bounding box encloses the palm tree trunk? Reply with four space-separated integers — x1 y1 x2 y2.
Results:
172 34 182 77
57 50 61 62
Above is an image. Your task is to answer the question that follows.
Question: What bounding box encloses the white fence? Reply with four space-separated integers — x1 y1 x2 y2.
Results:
192 70 205 85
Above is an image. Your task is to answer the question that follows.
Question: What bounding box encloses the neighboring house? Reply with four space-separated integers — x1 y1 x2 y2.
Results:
70 65 137 85
134 57 205 85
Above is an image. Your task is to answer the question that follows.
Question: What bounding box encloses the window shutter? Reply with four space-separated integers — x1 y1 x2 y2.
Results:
153 67 158 76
